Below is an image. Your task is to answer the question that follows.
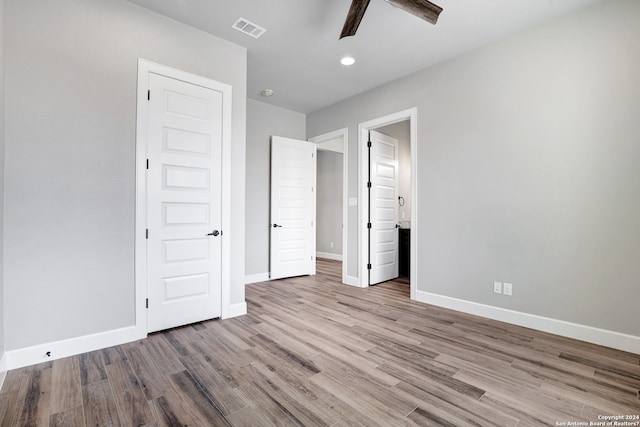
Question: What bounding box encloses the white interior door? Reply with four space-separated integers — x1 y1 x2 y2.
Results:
146 72 222 332
369 130 399 285
270 136 316 280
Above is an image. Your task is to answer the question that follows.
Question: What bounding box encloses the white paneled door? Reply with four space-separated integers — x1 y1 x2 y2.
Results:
369 130 399 285
270 136 317 280
146 73 223 332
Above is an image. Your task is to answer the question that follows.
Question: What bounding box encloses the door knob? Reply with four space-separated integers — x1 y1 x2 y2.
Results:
272 224 283 228
207 230 220 236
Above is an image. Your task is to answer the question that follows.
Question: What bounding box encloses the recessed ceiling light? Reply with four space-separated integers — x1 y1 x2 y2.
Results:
260 89 274 97
340 56 356 66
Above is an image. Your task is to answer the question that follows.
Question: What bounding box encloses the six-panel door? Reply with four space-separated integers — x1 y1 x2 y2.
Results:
146 73 223 332
270 136 317 280
369 130 399 285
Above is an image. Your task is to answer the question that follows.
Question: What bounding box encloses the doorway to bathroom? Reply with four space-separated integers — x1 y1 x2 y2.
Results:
358 108 417 299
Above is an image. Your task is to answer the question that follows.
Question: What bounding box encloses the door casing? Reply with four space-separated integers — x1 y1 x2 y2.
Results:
135 59 233 333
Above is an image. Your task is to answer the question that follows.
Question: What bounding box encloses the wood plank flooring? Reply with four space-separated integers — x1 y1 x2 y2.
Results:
1 258 639 426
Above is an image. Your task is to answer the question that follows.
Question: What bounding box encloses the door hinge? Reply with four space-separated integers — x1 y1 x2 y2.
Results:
145 298 149 309
367 181 372 188
311 186 314 192
367 140 372 148
367 222 372 229
367 263 372 270
147 90 150 101
146 159 149 170
145 229 149 239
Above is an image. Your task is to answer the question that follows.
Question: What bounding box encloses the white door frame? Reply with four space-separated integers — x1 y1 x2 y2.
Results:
308 128 354 286
358 108 418 299
135 59 233 333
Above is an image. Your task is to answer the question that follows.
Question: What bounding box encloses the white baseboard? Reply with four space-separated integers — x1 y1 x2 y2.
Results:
415 290 640 355
227 301 247 318
5 298 246 372
245 273 270 284
5 325 145 371
317 252 343 261
0 352 7 392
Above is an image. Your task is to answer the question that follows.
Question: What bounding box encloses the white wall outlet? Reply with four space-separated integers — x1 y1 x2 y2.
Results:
330 242 334 248
493 281 502 294
503 282 512 296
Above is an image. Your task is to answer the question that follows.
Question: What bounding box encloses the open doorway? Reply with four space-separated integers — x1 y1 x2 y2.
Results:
316 143 343 261
308 128 350 285
358 108 417 299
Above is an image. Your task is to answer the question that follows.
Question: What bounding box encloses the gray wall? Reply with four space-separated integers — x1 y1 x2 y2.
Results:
246 99 305 277
316 150 343 256
307 0 640 336
4 0 247 351
0 0 5 363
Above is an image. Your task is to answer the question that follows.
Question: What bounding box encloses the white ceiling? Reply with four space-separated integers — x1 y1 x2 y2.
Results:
126 0 604 114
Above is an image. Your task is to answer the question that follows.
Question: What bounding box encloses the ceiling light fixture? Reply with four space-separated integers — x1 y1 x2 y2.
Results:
340 56 356 66
260 89 274 97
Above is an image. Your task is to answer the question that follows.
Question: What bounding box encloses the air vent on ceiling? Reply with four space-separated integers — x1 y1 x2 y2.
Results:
232 18 266 39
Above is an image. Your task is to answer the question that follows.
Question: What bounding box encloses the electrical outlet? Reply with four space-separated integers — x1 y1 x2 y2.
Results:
330 242 334 248
493 281 502 294
503 282 512 296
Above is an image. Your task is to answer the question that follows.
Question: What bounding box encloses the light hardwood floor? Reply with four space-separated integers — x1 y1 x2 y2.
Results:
1 258 639 426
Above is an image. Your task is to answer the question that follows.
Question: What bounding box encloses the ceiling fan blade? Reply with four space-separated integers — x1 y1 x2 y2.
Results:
384 0 443 25
340 0 371 39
